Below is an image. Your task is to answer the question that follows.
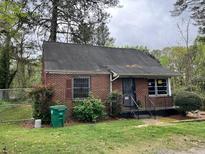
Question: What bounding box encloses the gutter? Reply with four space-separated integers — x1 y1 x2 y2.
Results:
110 70 120 82
109 70 120 93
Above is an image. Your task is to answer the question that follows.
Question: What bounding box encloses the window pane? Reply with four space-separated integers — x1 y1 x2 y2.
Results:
73 78 90 98
148 79 155 95
74 78 89 87
157 79 167 95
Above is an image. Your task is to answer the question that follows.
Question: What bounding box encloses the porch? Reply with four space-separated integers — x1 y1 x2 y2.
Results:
111 76 177 118
120 95 178 118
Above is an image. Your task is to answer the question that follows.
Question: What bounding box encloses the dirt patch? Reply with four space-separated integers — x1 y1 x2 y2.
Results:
135 119 175 128
136 113 205 128
157 146 205 154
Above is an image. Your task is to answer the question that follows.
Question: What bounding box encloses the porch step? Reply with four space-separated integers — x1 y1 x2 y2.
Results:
120 108 178 118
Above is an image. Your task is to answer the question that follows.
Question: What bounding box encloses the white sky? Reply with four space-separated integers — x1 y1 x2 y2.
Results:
108 0 198 49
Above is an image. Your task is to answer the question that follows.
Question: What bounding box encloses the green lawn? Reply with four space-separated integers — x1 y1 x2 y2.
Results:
1 120 205 154
0 100 32 122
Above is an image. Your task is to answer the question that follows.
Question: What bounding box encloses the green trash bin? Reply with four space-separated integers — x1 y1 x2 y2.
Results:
50 105 67 128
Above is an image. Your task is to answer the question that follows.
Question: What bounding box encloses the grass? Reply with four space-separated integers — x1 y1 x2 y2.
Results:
0 100 32 122
1 120 205 154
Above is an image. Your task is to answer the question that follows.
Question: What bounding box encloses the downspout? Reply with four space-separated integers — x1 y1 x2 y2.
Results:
42 43 47 86
110 73 112 93
109 70 120 93
168 78 172 96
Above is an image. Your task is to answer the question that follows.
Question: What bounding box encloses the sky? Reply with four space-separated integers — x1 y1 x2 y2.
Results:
108 0 198 50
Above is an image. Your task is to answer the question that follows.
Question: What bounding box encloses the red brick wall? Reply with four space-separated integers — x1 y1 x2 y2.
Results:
112 78 148 106
45 74 174 117
112 79 122 94
46 73 73 111
135 78 148 107
45 73 110 115
90 74 110 102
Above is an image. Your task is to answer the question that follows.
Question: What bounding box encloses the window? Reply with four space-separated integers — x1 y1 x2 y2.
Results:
148 79 155 95
73 77 90 99
148 79 168 96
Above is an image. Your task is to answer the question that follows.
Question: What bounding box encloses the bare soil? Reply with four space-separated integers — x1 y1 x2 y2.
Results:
157 146 205 154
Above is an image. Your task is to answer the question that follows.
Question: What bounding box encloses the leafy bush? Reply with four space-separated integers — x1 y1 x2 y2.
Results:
73 96 105 122
201 96 205 110
107 91 122 117
174 91 203 114
30 85 54 124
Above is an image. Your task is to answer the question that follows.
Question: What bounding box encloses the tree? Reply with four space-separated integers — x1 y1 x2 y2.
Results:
33 0 119 44
176 18 196 86
95 22 115 46
172 0 205 34
0 0 36 89
152 46 189 89
121 45 149 52
70 21 114 46
193 37 205 77
0 1 22 89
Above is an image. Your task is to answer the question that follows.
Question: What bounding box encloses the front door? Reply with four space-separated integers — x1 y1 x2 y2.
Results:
122 78 136 107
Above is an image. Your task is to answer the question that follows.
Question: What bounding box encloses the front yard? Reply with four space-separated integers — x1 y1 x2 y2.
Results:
1 119 205 154
0 100 32 122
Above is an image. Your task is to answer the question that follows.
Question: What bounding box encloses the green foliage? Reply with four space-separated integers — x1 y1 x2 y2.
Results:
33 0 118 43
73 96 105 122
121 45 149 52
174 91 203 114
159 55 169 66
30 85 54 124
152 42 205 91
0 0 36 89
107 91 122 117
201 96 205 111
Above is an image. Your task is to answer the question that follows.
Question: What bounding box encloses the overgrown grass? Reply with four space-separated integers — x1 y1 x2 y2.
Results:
1 120 205 154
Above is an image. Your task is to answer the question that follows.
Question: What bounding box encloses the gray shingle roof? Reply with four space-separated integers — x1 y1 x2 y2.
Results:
43 42 178 77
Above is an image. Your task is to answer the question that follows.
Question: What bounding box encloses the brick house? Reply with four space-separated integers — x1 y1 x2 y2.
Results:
43 42 178 116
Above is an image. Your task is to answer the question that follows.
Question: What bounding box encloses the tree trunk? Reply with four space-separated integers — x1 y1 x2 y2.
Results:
49 0 58 42
4 35 10 89
2 34 11 99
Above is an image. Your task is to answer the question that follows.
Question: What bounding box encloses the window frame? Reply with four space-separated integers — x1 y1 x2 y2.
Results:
148 78 169 97
72 76 91 99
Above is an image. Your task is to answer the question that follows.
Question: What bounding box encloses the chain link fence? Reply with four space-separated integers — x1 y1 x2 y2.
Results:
0 88 33 123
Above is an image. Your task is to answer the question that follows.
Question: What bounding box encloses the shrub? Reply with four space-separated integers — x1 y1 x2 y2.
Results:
107 91 122 117
174 91 203 114
201 96 205 110
73 96 105 122
30 85 54 124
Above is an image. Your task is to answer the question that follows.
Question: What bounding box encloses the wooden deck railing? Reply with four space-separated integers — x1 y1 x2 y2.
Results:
145 95 174 110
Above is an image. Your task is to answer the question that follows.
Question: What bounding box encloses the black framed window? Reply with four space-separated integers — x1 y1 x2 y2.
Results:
148 79 155 95
73 77 90 99
148 79 168 96
156 79 167 95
